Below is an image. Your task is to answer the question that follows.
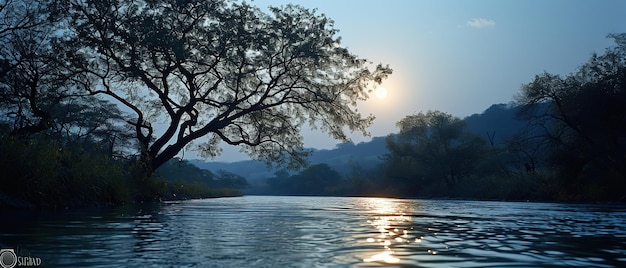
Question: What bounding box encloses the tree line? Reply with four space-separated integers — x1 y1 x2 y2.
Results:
2 0 622 205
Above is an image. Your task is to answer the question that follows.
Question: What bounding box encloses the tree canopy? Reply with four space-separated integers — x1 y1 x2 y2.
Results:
515 33 626 199
58 0 391 174
0 0 132 156
265 163 349 196
384 111 487 193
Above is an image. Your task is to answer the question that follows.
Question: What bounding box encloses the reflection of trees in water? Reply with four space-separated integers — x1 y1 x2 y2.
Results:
132 212 167 255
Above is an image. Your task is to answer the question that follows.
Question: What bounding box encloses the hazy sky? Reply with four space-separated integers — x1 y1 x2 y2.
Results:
203 0 626 162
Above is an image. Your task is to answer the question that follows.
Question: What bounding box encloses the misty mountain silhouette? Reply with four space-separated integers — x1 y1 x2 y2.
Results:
464 103 528 145
190 103 528 183
190 136 387 183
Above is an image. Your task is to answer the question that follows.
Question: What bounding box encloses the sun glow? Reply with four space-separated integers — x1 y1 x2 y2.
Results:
374 86 388 99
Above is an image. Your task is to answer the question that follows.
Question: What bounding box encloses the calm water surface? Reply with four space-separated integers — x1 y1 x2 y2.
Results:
1 196 625 267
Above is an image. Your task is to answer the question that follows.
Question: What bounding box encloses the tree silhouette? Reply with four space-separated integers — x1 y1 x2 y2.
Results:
385 111 486 191
266 164 346 195
0 0 56 135
515 34 626 200
0 0 133 158
60 0 391 177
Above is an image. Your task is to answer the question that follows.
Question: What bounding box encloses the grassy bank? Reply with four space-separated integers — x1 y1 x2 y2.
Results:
0 135 242 210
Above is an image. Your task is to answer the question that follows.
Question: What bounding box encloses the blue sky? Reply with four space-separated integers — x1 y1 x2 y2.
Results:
209 0 626 161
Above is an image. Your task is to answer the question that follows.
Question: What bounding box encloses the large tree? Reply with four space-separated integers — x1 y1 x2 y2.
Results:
60 0 391 176
0 0 54 134
515 33 626 200
0 0 132 157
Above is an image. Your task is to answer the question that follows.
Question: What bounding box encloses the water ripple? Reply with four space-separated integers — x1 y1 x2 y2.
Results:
1 196 625 267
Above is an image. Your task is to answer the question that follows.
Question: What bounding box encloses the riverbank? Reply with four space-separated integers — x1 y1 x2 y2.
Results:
0 133 246 210
0 189 243 210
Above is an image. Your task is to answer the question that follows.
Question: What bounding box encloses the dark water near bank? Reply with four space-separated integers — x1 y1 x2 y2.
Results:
1 196 625 267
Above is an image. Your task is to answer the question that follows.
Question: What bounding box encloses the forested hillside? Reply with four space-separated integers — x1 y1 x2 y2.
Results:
190 136 388 187
193 102 535 196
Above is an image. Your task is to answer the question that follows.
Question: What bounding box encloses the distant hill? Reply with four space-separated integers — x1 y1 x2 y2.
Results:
463 103 527 145
190 159 274 183
308 136 387 174
190 136 388 183
191 103 531 188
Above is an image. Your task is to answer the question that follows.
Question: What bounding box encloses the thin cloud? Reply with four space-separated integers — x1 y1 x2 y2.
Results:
466 18 496 28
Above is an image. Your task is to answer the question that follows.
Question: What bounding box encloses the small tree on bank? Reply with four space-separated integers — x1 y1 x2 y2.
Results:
59 0 391 178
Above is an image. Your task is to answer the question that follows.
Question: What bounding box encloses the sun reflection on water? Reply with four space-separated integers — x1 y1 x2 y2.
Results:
363 250 399 263
361 198 416 264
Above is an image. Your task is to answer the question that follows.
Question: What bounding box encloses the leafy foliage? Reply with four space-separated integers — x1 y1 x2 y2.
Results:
60 0 391 174
0 132 130 208
515 33 626 201
0 0 134 158
384 111 488 194
0 0 388 207
367 34 626 202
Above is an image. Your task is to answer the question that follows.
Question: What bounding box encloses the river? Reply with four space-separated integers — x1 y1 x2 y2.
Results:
1 196 625 267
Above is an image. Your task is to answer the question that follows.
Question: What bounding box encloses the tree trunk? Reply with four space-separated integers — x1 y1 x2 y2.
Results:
150 143 185 175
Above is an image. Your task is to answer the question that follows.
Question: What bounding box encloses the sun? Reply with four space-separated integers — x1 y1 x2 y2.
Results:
375 86 388 99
